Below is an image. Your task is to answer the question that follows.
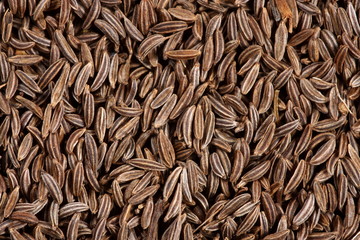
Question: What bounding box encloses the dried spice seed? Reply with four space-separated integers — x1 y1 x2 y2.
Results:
0 0 359 239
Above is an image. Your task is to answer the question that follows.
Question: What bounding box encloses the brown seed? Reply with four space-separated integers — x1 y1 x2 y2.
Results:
241 63 260 95
7 55 43 66
82 0 101 30
293 192 315 226
236 205 260 235
309 138 336 165
288 28 315 46
10 211 39 224
124 17 144 42
38 58 66 89
94 19 120 45
274 20 288 60
41 171 63 204
15 95 43 119
138 34 168 60
126 158 167 171
54 30 78 63
23 28 51 48
254 122 276 156
18 133 33 161
0 1 359 238
91 50 110 92
51 62 70 107
4 186 20 218
151 21 188 34
168 8 196 22
165 49 201 60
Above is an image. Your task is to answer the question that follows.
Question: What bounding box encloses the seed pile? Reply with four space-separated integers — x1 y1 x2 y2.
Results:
1 0 360 239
